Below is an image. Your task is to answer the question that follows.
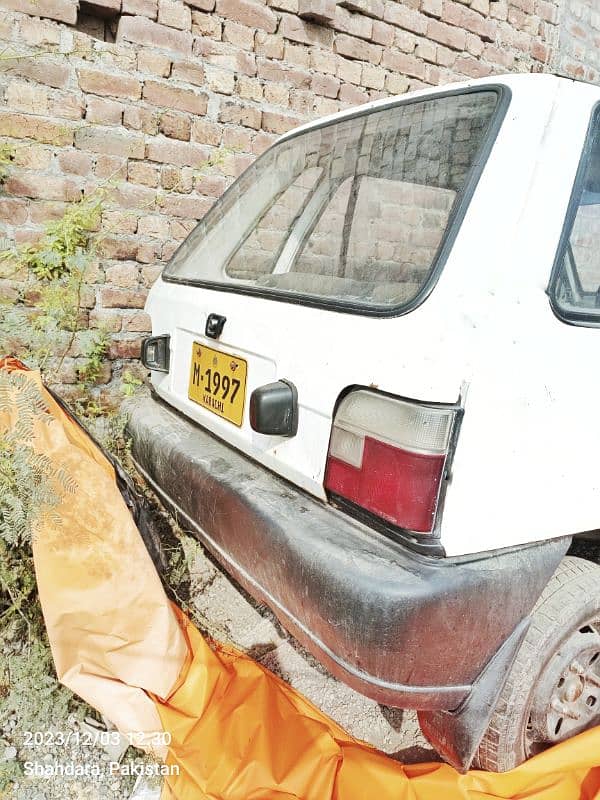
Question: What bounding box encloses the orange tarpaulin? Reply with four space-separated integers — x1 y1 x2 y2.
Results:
3 358 600 800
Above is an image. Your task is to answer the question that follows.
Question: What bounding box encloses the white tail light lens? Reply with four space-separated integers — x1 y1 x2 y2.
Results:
325 390 457 534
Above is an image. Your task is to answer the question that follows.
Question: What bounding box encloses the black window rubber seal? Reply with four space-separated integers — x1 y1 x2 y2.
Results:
548 100 600 327
161 83 512 319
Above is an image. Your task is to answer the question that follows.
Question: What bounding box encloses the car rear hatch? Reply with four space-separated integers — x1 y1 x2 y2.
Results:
145 85 507 505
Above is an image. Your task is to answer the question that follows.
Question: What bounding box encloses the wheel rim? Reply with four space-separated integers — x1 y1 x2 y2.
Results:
525 617 600 757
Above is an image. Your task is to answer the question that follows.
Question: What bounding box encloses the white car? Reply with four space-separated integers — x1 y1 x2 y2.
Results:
129 73 600 772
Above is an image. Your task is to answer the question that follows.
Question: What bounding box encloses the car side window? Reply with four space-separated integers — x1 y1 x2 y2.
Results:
552 109 600 322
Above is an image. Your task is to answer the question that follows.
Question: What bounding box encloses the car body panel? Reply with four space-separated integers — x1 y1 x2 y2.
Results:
145 73 600 557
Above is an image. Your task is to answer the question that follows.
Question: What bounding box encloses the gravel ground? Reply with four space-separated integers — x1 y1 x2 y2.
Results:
2 506 435 800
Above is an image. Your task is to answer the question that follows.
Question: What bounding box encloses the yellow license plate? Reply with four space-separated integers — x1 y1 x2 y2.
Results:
188 342 247 427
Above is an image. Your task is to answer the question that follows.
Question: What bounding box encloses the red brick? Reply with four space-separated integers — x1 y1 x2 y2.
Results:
254 30 285 58
0 0 76 23
216 0 278 32
122 312 152 333
171 60 205 85
101 288 147 309
146 138 211 167
95 155 128 180
6 174 81 202
339 0 384 19
109 338 145 359
0 198 28 225
426 17 467 49
117 15 192 56
170 218 197 240
186 0 215 8
128 162 160 187
102 210 138 235
0 111 74 145
262 110 303 134
159 111 191 140
465 32 484 56
222 21 255 51
161 165 194 191
415 37 438 61
338 83 369 104
218 101 262 129
111 183 157 210
194 38 257 76
194 173 229 196
143 80 208 115
385 72 410 93
298 0 336 25
104 264 140 289
279 12 335 47
371 19 395 45
334 33 382 62
454 55 492 77
122 0 158 16
483 43 515 68
75 127 146 159
381 49 426 79
421 0 442 16
19 17 61 47
158 0 192 30
311 72 341 97
383 1 427 34
86 96 124 125
78 68 142 100
48 92 85 122
334 5 373 39
191 118 223 145
5 82 48 115
141 264 163 286
257 58 311 88
100 238 140 262
138 51 172 77
191 9 222 37
123 106 160 136
204 65 236 94
536 0 558 24
441 1 497 41
531 40 550 62
138 214 171 238
361 62 386 88
263 82 290 105
158 193 213 218
138 241 163 262
6 57 71 90
90 310 122 332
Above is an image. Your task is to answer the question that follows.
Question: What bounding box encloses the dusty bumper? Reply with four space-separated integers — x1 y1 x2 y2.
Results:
128 394 568 711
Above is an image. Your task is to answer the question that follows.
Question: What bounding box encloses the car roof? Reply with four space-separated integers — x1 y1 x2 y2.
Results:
277 73 596 145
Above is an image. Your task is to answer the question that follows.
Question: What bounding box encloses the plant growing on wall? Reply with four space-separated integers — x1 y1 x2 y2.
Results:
0 191 109 394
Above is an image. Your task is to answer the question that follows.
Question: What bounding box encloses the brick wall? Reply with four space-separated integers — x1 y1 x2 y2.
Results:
555 0 600 83
0 0 580 398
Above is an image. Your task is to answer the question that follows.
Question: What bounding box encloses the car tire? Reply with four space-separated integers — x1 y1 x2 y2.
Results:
474 555 600 772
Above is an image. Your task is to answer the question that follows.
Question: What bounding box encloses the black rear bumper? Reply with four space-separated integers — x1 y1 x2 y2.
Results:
127 394 568 711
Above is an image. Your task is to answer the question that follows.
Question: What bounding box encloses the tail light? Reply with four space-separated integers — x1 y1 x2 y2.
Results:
324 390 458 536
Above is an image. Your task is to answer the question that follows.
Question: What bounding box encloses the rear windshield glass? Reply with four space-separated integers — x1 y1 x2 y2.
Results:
164 89 501 312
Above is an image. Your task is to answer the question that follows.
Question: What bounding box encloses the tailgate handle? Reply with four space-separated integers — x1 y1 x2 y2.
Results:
250 380 298 437
205 313 226 339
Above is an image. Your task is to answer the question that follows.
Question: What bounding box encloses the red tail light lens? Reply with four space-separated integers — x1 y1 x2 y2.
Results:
324 391 457 534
